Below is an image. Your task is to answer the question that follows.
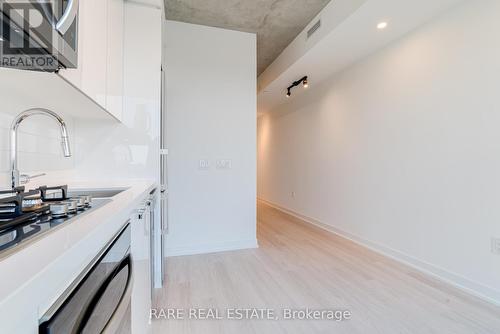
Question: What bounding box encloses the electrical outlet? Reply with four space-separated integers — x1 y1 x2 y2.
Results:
491 238 500 254
291 191 296 198
216 159 232 170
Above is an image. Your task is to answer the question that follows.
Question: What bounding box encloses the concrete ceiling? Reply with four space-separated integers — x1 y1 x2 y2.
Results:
164 0 332 75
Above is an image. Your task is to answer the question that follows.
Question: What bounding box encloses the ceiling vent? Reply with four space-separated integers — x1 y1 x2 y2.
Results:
307 19 321 39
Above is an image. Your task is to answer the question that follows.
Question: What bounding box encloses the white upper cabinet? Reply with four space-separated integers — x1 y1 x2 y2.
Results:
79 0 108 108
106 0 125 120
59 0 124 121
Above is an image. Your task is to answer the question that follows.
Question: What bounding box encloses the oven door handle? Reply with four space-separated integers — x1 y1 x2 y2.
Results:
72 254 132 334
56 0 79 35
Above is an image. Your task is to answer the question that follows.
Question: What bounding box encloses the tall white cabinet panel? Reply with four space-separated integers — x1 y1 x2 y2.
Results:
79 0 108 108
106 0 125 120
131 205 152 334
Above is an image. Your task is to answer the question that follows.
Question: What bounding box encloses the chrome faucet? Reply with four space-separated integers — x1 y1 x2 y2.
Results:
10 108 71 188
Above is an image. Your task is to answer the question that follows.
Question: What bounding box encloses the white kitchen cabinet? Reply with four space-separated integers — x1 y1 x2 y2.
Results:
58 0 124 121
106 0 125 120
79 0 108 108
130 199 154 334
58 25 83 89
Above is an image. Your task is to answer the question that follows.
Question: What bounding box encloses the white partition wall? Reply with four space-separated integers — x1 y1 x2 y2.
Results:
165 21 257 256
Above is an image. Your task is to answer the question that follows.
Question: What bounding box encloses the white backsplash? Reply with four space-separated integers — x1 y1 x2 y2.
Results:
0 111 75 189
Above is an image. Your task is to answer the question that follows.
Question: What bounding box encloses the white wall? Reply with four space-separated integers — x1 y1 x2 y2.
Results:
165 21 257 256
258 0 500 304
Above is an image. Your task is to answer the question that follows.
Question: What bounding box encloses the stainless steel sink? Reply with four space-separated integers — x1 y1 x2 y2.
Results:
67 188 128 199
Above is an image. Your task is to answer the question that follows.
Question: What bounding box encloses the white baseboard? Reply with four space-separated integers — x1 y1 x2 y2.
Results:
258 198 500 306
166 238 259 257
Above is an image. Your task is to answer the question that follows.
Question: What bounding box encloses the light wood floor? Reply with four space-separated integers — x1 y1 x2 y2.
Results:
152 202 500 334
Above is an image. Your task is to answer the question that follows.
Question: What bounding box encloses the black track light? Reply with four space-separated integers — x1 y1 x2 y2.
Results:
285 76 308 98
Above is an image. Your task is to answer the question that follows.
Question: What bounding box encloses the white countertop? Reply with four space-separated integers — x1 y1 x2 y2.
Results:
0 179 157 334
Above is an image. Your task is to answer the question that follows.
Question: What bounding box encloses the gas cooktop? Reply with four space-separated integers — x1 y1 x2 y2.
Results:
0 185 111 256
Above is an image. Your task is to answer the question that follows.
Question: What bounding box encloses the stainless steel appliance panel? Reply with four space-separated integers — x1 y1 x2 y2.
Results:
0 0 79 71
39 222 132 334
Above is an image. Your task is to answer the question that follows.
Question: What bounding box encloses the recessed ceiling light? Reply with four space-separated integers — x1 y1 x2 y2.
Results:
377 22 388 30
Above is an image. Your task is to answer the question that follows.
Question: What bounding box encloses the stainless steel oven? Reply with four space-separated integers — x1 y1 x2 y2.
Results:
0 0 79 71
39 222 132 334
